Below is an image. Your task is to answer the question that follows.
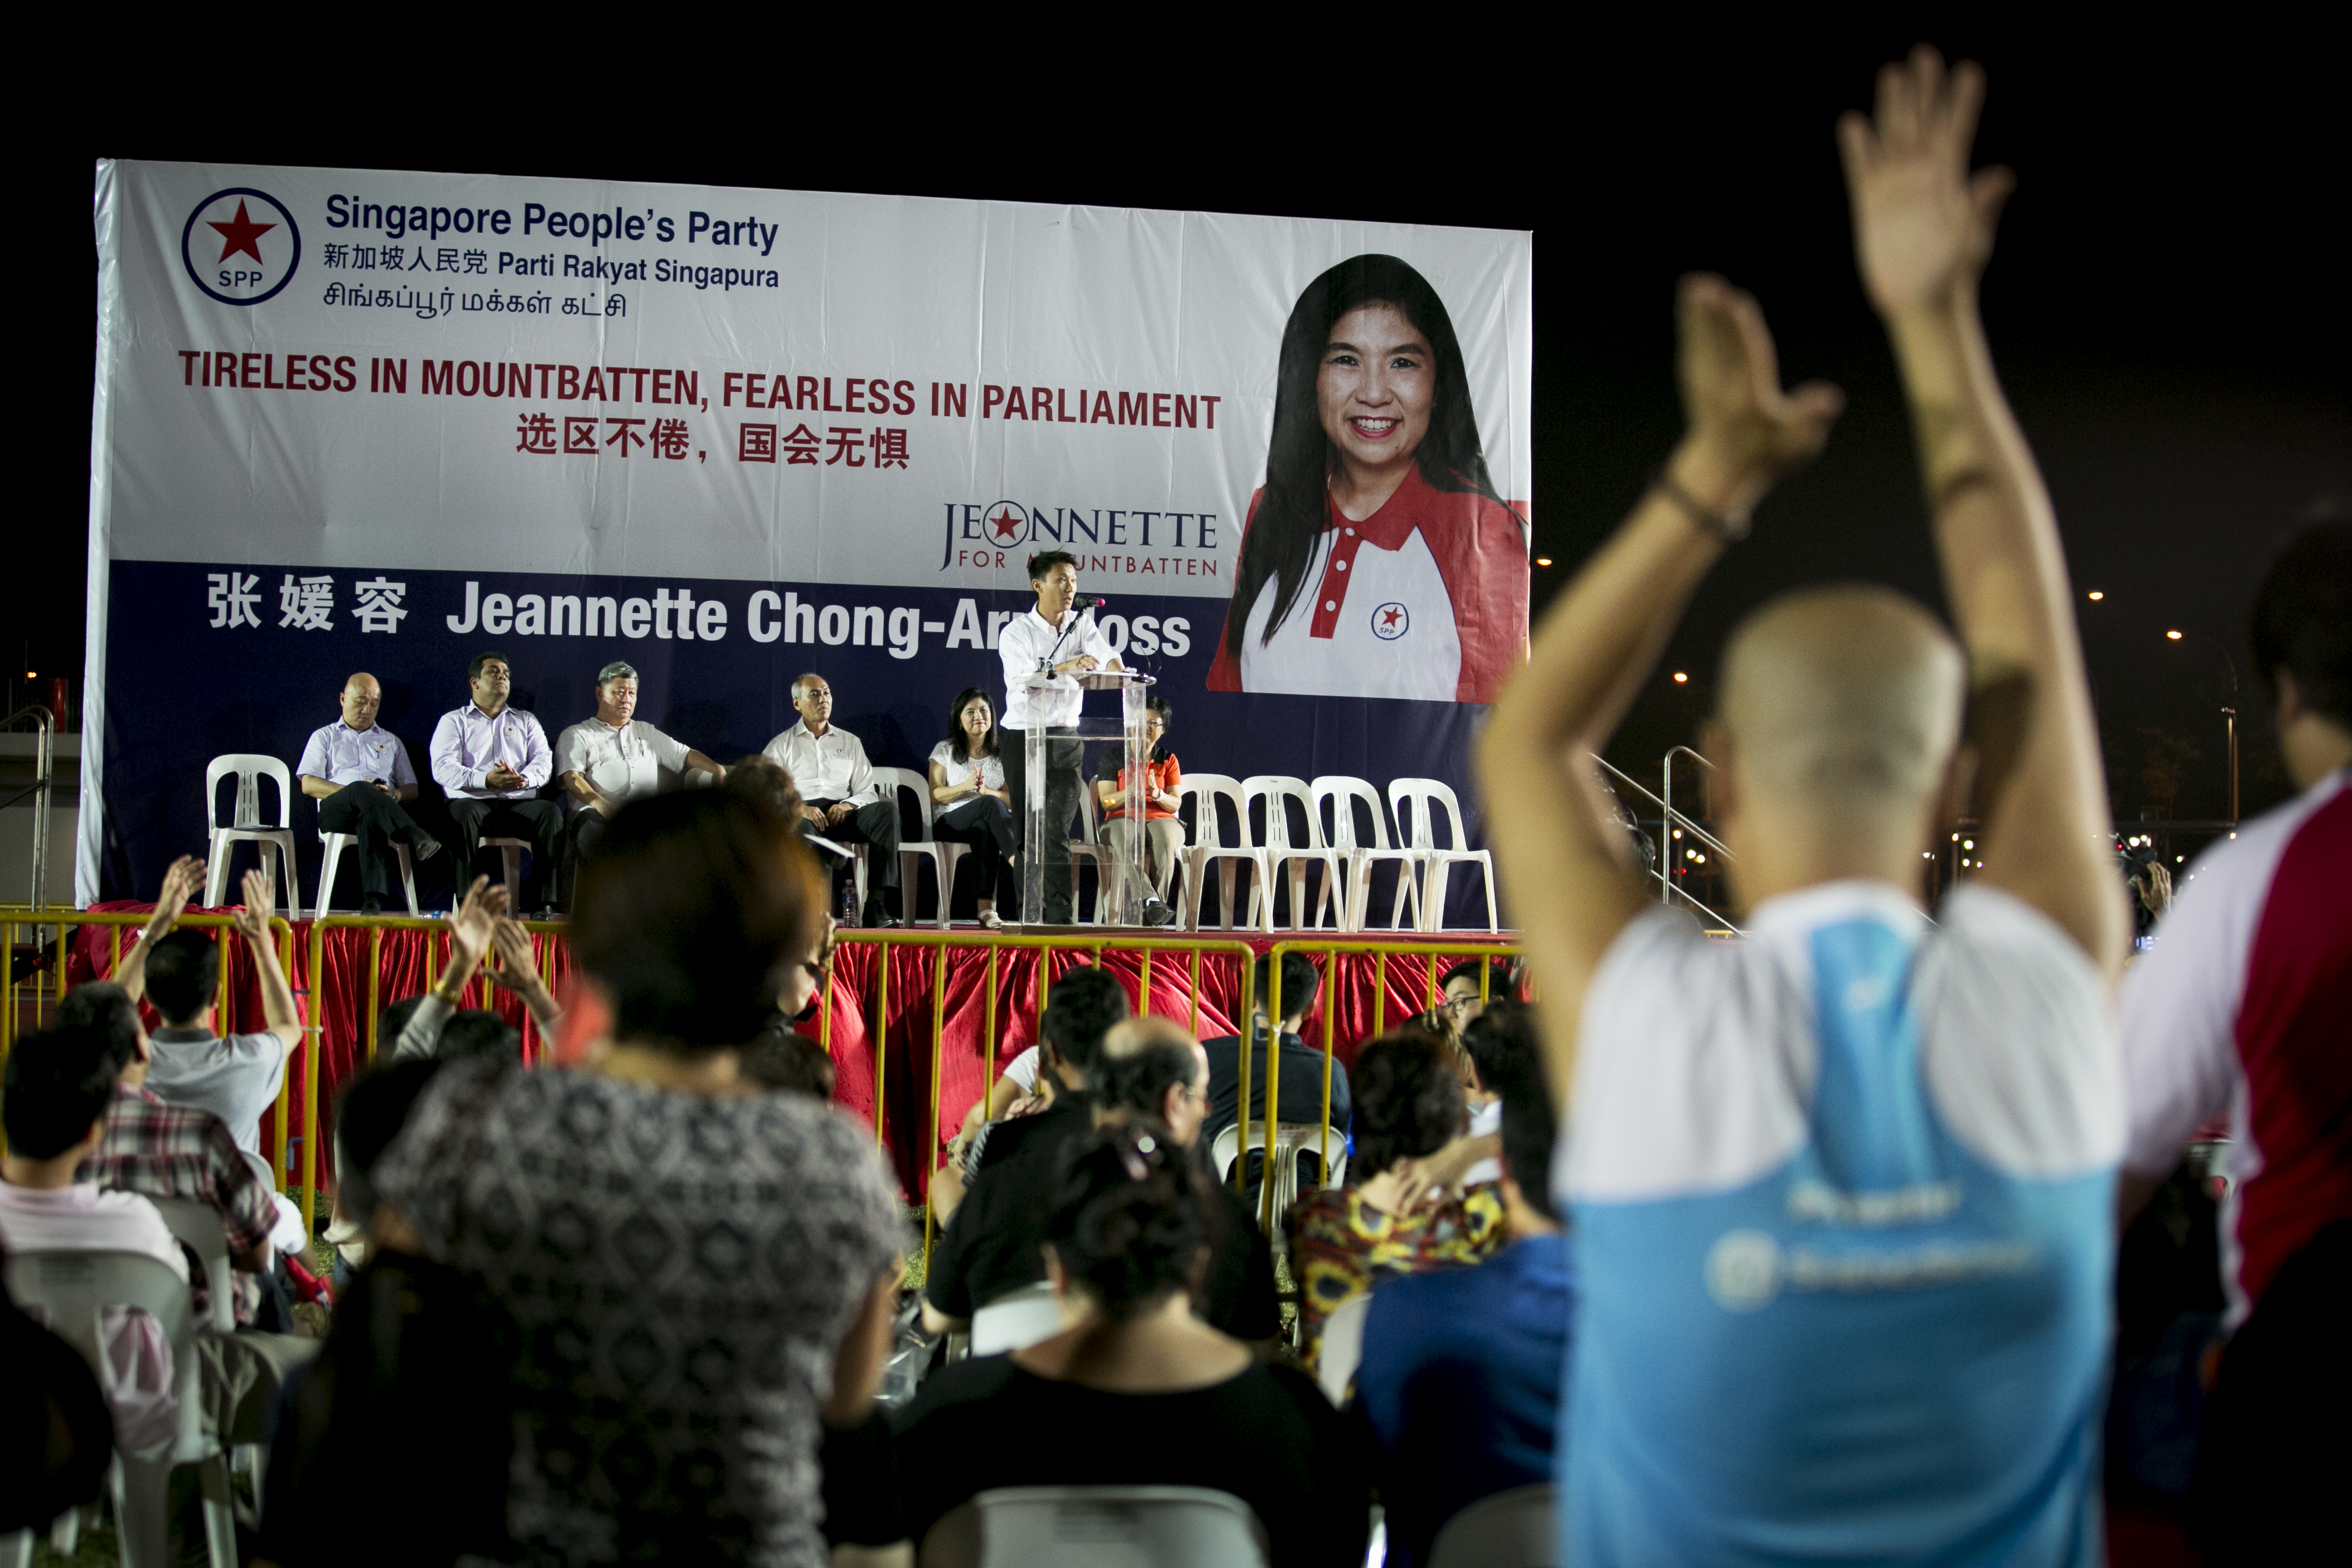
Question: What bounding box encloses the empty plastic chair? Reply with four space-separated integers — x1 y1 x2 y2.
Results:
922 1485 1272 1568
314 830 419 918
4 1250 238 1568
1177 773 1266 932
877 764 968 930
1427 1483 1557 1568
1387 777 1498 933
201 754 299 915
1311 776 1425 932
1242 776 1346 932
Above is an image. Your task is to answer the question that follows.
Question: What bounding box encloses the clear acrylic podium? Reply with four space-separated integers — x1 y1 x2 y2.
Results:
1020 668 1156 927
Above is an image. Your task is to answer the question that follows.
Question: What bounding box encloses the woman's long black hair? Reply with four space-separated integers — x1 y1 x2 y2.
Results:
1225 254 1517 659
944 687 998 764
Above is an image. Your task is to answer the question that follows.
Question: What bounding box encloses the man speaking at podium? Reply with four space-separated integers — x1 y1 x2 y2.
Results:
997 551 1121 925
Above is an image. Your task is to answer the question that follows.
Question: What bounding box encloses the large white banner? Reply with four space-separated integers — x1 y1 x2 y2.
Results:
87 159 1532 906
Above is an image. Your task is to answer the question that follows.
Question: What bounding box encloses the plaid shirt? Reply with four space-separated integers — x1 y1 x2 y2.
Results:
80 1082 276 1324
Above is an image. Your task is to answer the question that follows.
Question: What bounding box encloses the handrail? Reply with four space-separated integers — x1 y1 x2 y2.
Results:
1589 754 1744 934
1 707 55 921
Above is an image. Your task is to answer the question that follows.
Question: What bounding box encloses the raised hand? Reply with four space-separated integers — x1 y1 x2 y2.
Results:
232 867 276 946
446 875 505 977
1838 45 2013 318
1673 274 1845 514
151 855 203 925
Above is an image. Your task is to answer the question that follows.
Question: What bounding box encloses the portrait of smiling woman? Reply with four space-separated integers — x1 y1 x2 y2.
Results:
1209 253 1530 703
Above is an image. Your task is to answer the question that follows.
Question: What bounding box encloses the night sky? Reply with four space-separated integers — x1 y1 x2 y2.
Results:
38 29 2347 851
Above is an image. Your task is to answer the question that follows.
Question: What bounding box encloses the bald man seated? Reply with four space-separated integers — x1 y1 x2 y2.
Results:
1481 51 2126 1565
298 673 442 913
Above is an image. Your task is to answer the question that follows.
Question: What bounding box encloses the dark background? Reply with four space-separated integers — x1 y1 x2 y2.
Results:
33 29 2348 902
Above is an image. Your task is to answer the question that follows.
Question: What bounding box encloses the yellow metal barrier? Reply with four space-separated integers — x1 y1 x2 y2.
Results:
1256 938 1523 1233
2 908 301 1185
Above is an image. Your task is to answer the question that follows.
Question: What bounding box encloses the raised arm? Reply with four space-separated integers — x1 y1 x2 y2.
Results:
1841 48 2125 973
230 868 305 1054
1479 278 1841 1102
115 855 203 1003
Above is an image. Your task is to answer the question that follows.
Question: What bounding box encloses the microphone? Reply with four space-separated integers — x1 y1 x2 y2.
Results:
1085 596 1108 609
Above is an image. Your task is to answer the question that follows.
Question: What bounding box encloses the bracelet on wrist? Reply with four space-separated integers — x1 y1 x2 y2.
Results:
1652 466 1753 543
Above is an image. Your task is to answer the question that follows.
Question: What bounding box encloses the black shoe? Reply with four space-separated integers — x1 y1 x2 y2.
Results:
861 905 900 930
361 895 382 916
410 832 443 862
1141 897 1176 928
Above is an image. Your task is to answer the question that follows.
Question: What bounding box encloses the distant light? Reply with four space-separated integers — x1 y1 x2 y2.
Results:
1534 557 1554 567
21 670 32 679
1923 852 1932 859
1671 829 1682 839
1695 853 1708 865
2176 855 2185 863
1951 833 1960 842
1672 672 1689 684
2087 591 2104 602
2167 630 2184 641
1963 839 1975 850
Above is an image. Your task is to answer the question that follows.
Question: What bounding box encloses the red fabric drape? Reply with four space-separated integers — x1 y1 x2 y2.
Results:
68 906 1512 1202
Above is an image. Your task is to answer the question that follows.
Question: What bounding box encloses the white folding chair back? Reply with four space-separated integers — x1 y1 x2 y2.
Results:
878 765 968 930
202 754 298 914
145 1197 235 1334
1316 1292 1373 1405
968 1280 1067 1357
1208 1123 1243 1183
1218 1121 1349 1222
3 1250 237 1568
314 830 419 918
922 1485 1272 1568
1387 777 1499 933
1177 773 1266 932
1427 1482 1557 1568
1311 776 1425 932
1243 775 1346 931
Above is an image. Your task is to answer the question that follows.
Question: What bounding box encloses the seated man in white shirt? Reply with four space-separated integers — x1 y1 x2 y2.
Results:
556 660 726 862
428 651 563 915
298 671 443 915
763 673 900 927
996 551 1121 924
116 858 300 1164
1480 53 2126 1565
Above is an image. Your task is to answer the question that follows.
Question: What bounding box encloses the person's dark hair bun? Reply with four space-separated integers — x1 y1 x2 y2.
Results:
1047 1126 1207 1318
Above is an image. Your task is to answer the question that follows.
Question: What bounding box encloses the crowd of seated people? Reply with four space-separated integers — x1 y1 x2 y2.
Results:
8 45 2349 1568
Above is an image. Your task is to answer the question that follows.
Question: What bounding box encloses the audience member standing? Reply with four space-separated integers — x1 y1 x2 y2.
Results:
555 660 727 861
1288 1031 1505 1373
115 860 299 1165
375 792 903 1566
428 652 563 915
296 671 444 914
2118 513 2351 1562
927 686 1015 928
1354 1016 1572 1568
1481 52 2126 1564
894 1126 1368 1566
764 672 902 927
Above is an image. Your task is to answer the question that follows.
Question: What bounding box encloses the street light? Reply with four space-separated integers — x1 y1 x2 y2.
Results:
2167 630 2240 823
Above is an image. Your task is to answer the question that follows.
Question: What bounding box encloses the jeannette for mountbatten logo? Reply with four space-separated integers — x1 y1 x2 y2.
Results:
940 500 1224 580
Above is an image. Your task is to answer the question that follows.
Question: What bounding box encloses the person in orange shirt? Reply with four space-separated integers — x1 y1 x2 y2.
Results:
1210 253 1528 704
1094 696 1181 925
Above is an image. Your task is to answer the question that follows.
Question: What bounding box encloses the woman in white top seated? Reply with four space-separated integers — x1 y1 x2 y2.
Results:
928 687 1015 929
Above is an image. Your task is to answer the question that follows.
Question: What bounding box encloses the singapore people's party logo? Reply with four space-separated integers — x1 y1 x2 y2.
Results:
182 188 301 305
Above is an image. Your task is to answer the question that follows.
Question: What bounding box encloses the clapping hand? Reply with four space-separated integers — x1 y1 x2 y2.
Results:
484 760 527 792
1839 46 2012 320
230 868 276 946
148 855 203 932
442 875 508 993
1671 275 1844 520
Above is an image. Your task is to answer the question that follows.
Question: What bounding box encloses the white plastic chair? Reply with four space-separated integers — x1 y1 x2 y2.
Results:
1427 1483 1557 1568
922 1485 1272 1568
1311 776 1425 932
878 765 968 930
1068 787 1117 925
202 754 298 915
1316 1292 1373 1405
1209 1121 1350 1221
1388 778 1498 933
314 830 419 919
145 1198 272 1521
480 837 533 911
3 1250 238 1568
1177 773 1266 932
1243 776 1346 931
968 1280 1066 1357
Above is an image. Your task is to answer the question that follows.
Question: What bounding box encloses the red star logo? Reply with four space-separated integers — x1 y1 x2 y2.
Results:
207 200 276 265
987 505 1024 543
1380 606 1404 629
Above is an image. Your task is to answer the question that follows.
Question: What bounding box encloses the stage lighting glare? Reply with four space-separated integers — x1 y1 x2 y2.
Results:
1672 672 1689 684
1534 557 1553 567
2087 591 2104 601
2167 630 2184 640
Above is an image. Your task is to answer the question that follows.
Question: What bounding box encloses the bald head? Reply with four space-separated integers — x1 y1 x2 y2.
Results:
1718 586 1964 823
339 673 382 731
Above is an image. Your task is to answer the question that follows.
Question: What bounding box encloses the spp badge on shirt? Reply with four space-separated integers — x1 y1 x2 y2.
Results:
1370 602 1410 641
